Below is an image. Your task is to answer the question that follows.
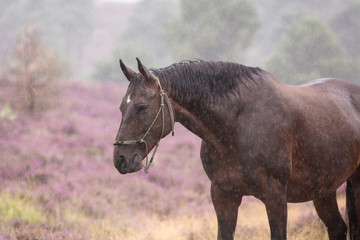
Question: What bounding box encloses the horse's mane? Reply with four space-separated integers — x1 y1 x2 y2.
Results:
152 60 263 105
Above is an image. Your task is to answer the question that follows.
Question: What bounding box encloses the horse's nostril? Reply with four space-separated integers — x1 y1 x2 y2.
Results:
114 155 127 170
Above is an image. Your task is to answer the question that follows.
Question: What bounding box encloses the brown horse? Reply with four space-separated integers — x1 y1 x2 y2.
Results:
113 58 360 240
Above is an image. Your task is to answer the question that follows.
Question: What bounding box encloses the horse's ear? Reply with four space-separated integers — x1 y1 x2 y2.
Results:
136 57 156 83
119 59 137 82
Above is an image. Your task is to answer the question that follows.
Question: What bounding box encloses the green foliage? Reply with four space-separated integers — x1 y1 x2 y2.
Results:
93 0 177 82
330 2 360 58
93 0 260 82
165 0 259 62
266 17 359 85
251 0 352 62
0 104 17 121
0 190 45 224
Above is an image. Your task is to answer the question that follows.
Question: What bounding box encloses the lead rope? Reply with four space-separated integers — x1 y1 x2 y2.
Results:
113 76 175 173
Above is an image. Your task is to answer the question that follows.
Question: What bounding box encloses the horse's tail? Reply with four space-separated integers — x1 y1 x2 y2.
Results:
347 180 358 239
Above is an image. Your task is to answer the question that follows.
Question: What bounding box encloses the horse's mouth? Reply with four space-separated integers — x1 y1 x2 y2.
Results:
131 154 143 172
116 154 143 174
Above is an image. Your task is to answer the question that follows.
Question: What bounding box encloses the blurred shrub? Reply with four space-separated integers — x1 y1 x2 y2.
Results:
252 0 347 57
330 2 360 59
267 17 360 85
1 26 64 114
93 0 260 82
0 190 45 225
0 104 17 121
93 42 163 82
93 0 177 82
0 0 93 61
164 0 259 62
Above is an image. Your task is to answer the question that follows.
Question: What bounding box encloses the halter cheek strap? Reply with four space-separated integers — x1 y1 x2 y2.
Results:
113 77 175 173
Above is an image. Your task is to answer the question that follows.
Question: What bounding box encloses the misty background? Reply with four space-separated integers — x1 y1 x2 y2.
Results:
0 0 358 238
1 0 359 84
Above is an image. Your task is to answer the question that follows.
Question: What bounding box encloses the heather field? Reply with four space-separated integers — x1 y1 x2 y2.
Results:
0 82 346 239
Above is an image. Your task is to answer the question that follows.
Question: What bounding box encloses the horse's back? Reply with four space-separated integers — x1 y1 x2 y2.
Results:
296 78 360 124
291 78 360 120
300 77 360 95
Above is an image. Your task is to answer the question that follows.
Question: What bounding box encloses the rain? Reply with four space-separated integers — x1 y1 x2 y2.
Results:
0 0 359 239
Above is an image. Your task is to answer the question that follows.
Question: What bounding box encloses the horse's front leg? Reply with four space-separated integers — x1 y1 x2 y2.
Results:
262 176 288 240
211 183 242 240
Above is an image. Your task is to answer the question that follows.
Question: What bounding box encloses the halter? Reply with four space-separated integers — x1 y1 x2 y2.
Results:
113 76 175 173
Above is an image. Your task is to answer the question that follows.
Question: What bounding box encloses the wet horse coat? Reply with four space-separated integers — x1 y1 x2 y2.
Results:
113 59 360 240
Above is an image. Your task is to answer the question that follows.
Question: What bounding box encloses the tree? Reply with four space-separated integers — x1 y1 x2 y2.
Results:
0 0 93 62
249 0 351 64
93 0 177 82
266 17 359 85
164 0 259 62
1 26 64 114
330 2 360 58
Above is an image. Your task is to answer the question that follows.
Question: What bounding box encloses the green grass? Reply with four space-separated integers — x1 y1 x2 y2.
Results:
0 190 45 225
0 189 335 239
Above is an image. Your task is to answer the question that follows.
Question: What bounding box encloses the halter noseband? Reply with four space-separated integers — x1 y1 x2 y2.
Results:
113 76 175 173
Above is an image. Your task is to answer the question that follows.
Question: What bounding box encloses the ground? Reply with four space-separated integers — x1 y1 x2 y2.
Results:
0 82 345 239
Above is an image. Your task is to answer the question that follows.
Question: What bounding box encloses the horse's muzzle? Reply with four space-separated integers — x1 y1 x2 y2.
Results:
113 153 142 174
114 155 127 174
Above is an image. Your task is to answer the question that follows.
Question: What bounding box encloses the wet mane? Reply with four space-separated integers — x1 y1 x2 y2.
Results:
152 60 263 105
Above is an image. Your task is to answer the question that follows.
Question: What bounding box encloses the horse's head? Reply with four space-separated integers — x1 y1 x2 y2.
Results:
113 58 174 174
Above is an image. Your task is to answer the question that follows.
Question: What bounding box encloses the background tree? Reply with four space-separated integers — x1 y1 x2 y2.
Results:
93 0 177 81
249 0 352 64
266 17 359 85
330 2 360 58
1 26 64 114
93 0 359 83
165 0 259 62
0 0 93 65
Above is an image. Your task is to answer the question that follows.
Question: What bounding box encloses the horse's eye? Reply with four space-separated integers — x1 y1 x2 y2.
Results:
137 105 148 114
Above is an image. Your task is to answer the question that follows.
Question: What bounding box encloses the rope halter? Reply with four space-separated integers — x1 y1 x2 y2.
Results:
113 76 175 173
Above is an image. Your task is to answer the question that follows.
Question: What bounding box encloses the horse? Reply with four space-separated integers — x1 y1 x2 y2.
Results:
113 58 360 240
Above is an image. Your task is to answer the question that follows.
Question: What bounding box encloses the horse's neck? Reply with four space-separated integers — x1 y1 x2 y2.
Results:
170 100 212 141
167 85 226 145
158 64 261 144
